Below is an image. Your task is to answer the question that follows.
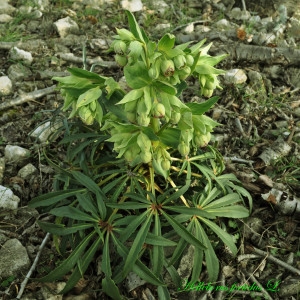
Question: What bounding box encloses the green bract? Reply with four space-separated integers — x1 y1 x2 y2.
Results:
30 10 252 300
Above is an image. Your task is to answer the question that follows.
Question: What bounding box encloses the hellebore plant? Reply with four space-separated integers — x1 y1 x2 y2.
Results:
29 11 252 300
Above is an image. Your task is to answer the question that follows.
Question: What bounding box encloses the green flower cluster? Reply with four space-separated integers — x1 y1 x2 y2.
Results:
105 24 227 172
54 12 227 174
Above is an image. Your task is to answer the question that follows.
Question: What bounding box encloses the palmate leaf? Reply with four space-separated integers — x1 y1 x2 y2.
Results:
152 213 164 276
102 233 112 277
205 205 249 218
37 221 93 236
203 193 244 209
106 202 149 210
193 219 219 282
157 285 171 300
50 206 98 222
190 220 203 283
28 189 85 208
161 211 206 250
145 232 177 247
111 233 165 286
168 221 194 267
119 210 149 242
70 171 107 219
60 235 103 294
198 217 237 255
163 206 215 219
159 183 190 205
39 231 96 282
76 193 99 220
102 277 122 300
123 213 152 276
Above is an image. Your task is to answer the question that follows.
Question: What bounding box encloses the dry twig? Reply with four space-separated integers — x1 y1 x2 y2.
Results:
247 245 300 275
0 85 57 111
16 232 50 299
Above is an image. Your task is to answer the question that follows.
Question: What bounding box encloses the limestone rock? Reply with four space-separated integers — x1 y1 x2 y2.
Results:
54 16 79 38
0 186 20 210
0 76 13 96
224 69 247 84
0 239 30 277
9 47 33 66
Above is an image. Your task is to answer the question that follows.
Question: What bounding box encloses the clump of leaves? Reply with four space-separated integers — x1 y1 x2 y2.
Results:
29 11 252 299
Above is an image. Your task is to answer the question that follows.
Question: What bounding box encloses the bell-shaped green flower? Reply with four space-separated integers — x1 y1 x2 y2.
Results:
174 55 186 70
160 59 175 77
115 54 128 67
114 40 127 55
137 113 151 126
178 141 190 156
152 103 165 118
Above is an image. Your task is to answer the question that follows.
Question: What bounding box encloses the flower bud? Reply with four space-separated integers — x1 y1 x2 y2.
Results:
161 159 171 171
116 28 135 41
148 67 159 79
124 146 140 162
178 141 190 156
152 103 165 118
174 55 186 70
194 132 211 147
115 54 128 67
178 66 191 80
140 151 152 164
114 40 127 55
185 54 194 66
79 106 94 125
89 101 97 112
160 59 175 77
137 132 151 150
205 76 215 90
170 111 181 124
137 113 151 126
202 88 213 98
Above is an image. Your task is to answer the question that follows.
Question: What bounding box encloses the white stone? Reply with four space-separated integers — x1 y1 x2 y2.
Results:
54 17 79 38
121 0 143 12
33 0 49 11
224 69 247 84
9 47 33 66
0 186 20 210
30 121 62 143
0 1 16 14
0 14 13 23
229 7 251 20
155 23 171 31
0 239 30 277
8 64 32 81
214 18 231 30
91 38 109 50
0 76 13 96
151 0 169 14
4 145 31 162
18 163 38 180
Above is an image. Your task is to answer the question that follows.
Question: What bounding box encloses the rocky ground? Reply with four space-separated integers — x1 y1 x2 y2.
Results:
0 0 300 299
